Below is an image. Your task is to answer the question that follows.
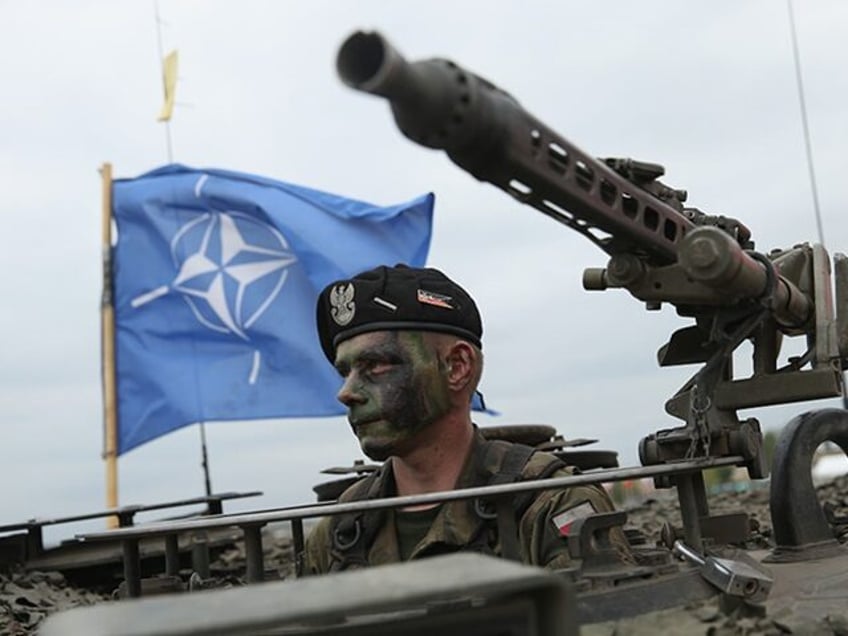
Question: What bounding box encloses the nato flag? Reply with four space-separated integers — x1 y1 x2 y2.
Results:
112 165 433 454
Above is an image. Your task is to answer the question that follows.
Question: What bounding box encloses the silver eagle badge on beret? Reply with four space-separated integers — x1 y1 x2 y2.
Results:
330 283 356 326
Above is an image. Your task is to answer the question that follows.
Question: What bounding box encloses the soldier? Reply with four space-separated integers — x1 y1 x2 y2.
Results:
305 264 629 573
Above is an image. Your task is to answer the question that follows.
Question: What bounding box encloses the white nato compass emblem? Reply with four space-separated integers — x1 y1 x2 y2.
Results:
130 175 297 383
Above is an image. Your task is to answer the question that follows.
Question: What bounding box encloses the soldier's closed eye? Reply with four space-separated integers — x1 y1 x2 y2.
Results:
363 360 394 376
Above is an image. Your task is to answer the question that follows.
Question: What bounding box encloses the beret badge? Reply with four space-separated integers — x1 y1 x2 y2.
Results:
329 283 356 326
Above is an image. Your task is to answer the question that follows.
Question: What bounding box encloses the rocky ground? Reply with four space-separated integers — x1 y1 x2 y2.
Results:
2 475 847 635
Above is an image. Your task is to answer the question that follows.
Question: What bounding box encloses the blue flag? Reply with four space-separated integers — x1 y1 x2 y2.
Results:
111 164 433 454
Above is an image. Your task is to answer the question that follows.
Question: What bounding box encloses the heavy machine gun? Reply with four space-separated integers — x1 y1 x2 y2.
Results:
336 30 848 485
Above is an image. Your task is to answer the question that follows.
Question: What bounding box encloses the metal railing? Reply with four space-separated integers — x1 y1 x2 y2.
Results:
76 457 744 597
0 491 262 562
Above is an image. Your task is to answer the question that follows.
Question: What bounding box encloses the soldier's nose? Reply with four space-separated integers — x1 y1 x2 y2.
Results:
337 377 365 406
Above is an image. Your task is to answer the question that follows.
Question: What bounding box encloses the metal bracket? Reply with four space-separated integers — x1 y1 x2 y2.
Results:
766 408 848 562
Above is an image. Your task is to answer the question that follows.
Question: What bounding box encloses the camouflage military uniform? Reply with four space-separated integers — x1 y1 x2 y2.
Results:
304 430 629 574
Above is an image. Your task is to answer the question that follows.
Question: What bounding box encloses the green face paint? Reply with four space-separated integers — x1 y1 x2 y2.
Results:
334 331 452 461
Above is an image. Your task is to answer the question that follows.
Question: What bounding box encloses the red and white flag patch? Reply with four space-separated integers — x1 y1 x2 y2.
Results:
417 289 454 309
552 501 596 537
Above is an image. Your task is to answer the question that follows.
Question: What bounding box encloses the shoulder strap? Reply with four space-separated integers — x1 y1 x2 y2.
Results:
513 451 566 519
493 444 534 560
471 442 566 560
469 442 535 560
328 469 387 572
489 443 536 486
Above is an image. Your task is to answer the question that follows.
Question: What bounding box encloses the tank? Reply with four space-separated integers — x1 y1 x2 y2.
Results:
39 31 848 636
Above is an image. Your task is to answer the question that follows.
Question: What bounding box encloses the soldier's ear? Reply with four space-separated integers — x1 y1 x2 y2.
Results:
445 341 475 392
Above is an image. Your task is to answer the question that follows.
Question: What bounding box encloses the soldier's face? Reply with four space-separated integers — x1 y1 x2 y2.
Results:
334 331 452 461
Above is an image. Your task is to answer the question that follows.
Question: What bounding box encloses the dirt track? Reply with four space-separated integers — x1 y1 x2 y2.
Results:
2 475 847 635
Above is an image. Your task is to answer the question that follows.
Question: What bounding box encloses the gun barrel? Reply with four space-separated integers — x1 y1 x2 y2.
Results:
337 31 416 100
337 30 694 264
337 31 492 152
678 227 812 328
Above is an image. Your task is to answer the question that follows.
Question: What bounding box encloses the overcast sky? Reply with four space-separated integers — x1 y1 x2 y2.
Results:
1 1 846 545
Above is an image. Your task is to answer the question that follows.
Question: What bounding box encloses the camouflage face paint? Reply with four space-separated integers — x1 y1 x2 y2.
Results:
334 331 452 461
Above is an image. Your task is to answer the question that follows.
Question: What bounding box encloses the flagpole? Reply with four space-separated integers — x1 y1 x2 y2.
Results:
154 0 174 162
100 162 120 528
199 423 213 497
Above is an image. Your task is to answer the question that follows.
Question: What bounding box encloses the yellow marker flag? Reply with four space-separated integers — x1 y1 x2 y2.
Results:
157 50 179 122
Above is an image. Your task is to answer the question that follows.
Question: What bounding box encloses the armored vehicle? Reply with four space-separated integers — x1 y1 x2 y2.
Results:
41 31 848 635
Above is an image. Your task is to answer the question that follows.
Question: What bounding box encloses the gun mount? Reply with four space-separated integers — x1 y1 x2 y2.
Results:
336 31 848 487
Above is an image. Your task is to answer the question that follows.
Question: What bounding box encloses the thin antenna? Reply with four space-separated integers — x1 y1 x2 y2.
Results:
788 1 846 406
154 0 174 163
787 0 824 246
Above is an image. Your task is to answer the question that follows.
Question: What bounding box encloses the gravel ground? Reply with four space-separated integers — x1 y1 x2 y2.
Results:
0 570 109 635
3 475 847 635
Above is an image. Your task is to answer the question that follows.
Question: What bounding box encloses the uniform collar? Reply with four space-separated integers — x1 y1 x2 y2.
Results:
362 429 502 565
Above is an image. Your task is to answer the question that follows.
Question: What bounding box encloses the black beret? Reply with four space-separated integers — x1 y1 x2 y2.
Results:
316 264 482 362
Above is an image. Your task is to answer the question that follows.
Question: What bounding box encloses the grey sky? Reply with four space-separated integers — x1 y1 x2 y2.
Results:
1 1 846 544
